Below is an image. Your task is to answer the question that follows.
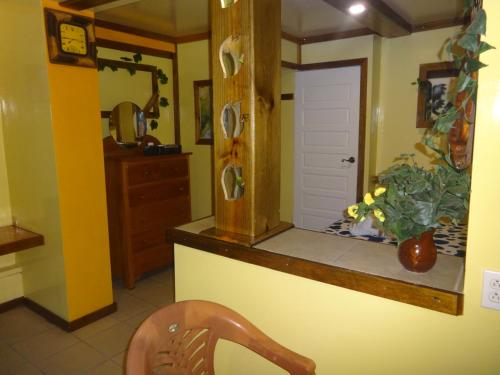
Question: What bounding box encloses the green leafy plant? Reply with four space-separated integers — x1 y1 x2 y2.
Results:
348 156 470 244
422 4 494 168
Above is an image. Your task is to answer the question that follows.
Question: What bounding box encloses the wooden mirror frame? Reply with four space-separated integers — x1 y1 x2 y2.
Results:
99 58 159 119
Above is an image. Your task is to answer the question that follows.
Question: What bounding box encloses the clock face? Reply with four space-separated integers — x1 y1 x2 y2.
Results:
59 23 87 56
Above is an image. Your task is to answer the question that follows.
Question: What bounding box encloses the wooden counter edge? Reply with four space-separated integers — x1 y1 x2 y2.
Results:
168 227 463 316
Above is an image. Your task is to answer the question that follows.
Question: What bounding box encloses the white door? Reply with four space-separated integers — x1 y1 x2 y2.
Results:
294 66 361 231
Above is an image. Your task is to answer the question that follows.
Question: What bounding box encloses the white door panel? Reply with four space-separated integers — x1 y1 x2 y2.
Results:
294 66 361 231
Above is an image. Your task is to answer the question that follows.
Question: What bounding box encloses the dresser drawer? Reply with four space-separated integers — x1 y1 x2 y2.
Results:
129 178 189 207
130 196 191 234
127 157 188 186
131 228 166 253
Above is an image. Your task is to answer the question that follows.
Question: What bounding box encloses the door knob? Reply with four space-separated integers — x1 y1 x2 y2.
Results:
342 156 356 163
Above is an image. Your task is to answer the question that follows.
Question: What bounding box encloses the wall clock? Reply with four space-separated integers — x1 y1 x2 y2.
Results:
44 8 97 68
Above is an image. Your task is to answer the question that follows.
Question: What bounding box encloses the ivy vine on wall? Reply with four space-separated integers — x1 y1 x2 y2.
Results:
97 51 170 130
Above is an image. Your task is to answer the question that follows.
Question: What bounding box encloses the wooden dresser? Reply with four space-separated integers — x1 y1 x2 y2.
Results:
103 136 191 288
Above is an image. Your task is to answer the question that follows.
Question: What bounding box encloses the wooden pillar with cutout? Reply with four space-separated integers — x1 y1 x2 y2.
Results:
206 0 290 245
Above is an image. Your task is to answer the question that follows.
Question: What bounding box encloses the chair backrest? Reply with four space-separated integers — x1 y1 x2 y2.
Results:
126 300 316 375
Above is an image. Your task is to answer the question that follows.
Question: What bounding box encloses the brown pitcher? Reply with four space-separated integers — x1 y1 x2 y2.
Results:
398 230 437 273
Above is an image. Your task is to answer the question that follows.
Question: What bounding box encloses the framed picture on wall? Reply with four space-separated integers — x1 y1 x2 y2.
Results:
194 80 213 145
416 62 460 128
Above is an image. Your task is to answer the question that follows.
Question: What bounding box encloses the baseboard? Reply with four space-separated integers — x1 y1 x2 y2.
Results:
0 297 24 313
0 297 117 332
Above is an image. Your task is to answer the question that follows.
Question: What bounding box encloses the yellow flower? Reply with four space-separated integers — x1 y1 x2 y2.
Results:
347 204 359 219
374 209 385 222
359 216 366 222
374 187 386 197
364 192 375 205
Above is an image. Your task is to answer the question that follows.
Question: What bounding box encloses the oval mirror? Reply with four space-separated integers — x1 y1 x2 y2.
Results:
109 102 147 145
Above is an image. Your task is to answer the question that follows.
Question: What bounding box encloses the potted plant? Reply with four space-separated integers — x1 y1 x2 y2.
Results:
347 156 470 272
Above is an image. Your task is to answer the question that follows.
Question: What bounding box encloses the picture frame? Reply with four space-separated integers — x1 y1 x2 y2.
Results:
193 80 213 145
416 62 460 128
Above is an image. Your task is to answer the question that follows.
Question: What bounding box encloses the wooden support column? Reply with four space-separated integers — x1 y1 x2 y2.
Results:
206 0 290 245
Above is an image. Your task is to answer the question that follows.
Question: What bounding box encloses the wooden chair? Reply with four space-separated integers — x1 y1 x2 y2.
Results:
126 300 316 375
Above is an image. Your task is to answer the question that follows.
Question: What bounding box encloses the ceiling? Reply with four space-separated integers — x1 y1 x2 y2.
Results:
67 0 465 39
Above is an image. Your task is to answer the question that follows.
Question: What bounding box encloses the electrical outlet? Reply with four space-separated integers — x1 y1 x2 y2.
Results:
482 270 500 310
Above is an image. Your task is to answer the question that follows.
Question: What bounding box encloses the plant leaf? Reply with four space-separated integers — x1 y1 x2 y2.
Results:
464 56 488 73
479 41 495 54
466 9 487 35
133 52 142 63
150 119 159 130
458 33 478 52
159 97 169 107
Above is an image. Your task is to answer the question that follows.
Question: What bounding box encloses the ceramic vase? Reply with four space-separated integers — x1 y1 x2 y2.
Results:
398 230 437 273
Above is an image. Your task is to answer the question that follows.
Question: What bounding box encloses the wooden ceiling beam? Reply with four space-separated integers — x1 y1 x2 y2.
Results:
322 0 412 37
59 0 118 10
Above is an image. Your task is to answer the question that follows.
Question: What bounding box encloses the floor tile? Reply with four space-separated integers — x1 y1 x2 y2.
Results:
122 305 157 329
72 315 120 340
127 278 174 307
0 306 55 345
110 293 155 321
7 362 44 375
0 342 25 373
111 351 126 367
83 323 136 358
85 360 122 375
12 328 79 364
38 342 106 375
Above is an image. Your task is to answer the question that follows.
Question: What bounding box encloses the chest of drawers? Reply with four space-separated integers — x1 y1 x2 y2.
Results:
104 152 191 288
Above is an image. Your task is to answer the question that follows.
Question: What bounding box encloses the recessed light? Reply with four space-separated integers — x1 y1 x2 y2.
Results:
348 3 366 15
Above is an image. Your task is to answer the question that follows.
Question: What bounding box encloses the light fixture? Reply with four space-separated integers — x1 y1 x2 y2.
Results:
348 3 366 15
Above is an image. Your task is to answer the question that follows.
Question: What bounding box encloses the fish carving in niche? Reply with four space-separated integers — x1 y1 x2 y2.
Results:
219 35 243 78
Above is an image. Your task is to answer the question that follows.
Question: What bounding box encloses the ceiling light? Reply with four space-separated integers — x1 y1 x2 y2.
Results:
348 3 366 15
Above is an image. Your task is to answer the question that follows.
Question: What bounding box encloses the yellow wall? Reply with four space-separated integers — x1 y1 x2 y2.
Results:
98 47 175 144
376 27 460 172
43 0 113 320
177 40 213 220
176 2 500 372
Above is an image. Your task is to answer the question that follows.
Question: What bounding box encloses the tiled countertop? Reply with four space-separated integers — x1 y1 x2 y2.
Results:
173 217 464 314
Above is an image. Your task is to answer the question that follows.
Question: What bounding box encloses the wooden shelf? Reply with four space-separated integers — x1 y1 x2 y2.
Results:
0 225 44 256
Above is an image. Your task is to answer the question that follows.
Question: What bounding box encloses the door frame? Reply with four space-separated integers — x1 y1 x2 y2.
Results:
294 58 368 201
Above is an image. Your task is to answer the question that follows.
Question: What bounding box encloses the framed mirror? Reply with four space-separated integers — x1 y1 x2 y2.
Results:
109 102 147 145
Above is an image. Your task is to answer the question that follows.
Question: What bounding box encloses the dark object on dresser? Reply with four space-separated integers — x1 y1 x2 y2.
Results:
103 136 191 288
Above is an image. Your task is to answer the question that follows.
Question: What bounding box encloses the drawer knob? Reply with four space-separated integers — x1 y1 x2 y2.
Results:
179 187 184 192
144 171 152 176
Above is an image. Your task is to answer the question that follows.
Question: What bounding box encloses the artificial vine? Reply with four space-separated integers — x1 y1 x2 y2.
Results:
421 1 494 170
97 51 170 131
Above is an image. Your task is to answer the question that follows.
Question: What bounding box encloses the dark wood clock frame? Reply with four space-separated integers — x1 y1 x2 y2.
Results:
44 8 97 68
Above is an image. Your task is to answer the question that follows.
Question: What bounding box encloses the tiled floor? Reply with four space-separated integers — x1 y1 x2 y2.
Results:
0 266 175 375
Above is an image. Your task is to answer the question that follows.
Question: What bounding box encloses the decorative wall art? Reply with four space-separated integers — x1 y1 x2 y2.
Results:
194 80 213 145
416 62 460 128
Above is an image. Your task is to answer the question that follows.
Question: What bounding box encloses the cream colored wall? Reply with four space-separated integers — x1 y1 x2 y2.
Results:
177 40 213 220
0 0 67 314
376 27 460 172
175 3 500 372
98 47 175 144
